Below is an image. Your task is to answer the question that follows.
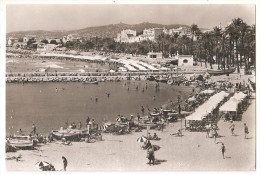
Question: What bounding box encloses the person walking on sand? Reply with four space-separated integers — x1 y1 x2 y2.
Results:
229 121 235 135
62 156 67 171
244 123 249 139
220 143 226 159
147 145 155 165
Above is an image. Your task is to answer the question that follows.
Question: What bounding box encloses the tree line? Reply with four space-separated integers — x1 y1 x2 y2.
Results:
44 18 255 73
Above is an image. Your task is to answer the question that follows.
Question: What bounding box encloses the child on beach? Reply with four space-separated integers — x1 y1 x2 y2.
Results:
62 156 68 171
229 121 235 135
244 123 249 139
220 143 226 159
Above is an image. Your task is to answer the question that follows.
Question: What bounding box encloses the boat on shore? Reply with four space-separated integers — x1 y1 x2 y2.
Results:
82 81 99 85
155 77 168 83
52 128 89 141
7 136 37 150
167 75 185 84
207 67 236 76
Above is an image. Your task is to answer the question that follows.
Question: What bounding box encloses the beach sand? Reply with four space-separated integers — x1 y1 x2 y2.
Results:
6 98 255 171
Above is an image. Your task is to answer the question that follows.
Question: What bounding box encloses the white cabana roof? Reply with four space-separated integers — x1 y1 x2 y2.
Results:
138 62 159 71
186 91 229 120
200 89 215 95
188 96 196 102
219 92 247 112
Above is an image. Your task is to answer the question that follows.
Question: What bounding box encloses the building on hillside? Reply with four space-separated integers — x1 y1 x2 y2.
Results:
47 38 62 44
36 43 47 52
63 34 81 43
7 37 19 46
115 29 137 43
23 35 36 43
12 42 27 49
115 28 164 43
168 27 183 36
142 28 163 42
177 55 194 67
147 52 163 59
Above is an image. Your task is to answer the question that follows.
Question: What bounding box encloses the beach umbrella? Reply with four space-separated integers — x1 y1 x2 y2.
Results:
35 161 51 168
152 145 161 151
137 136 147 143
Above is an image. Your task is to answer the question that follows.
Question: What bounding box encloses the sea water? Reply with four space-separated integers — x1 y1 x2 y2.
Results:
6 81 192 135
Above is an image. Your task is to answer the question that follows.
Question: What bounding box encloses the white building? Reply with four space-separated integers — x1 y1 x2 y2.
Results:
115 29 137 43
177 55 194 67
63 34 81 43
7 37 18 46
115 28 164 43
23 35 36 43
147 52 163 59
47 38 61 44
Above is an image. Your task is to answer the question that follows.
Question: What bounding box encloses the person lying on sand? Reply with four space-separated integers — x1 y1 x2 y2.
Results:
170 129 182 136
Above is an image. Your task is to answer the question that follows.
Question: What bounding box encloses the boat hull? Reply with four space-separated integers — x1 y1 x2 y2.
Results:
52 129 89 141
207 67 236 76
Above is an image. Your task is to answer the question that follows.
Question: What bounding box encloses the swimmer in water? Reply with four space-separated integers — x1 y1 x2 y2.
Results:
56 88 58 93
95 97 98 102
142 88 144 92
128 86 129 91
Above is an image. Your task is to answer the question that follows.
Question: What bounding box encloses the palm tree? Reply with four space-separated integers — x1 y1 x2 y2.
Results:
212 26 222 69
230 18 243 73
240 22 250 70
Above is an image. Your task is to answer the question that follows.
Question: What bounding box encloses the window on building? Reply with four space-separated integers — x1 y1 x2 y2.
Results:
183 59 188 63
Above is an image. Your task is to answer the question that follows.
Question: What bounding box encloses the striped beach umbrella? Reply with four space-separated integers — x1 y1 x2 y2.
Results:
35 161 51 168
137 136 147 143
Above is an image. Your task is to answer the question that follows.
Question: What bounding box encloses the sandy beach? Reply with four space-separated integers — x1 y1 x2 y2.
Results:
6 97 255 171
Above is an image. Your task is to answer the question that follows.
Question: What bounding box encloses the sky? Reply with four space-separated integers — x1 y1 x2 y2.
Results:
6 4 256 32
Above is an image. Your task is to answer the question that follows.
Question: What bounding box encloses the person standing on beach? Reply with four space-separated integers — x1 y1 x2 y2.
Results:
32 124 36 135
62 156 68 171
220 143 226 159
147 145 155 165
244 123 249 139
229 121 235 135
141 106 145 115
137 113 140 121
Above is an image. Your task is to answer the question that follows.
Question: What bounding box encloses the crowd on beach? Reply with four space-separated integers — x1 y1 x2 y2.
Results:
6 51 256 170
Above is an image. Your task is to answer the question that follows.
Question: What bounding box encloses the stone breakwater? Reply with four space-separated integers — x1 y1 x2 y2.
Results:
6 69 206 83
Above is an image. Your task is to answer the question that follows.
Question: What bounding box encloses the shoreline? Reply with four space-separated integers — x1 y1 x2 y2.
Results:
5 98 255 171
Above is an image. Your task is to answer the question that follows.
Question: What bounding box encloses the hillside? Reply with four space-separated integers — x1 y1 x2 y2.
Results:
7 22 190 39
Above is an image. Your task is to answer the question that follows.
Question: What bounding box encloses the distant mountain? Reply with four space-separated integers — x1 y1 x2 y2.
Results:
7 22 191 39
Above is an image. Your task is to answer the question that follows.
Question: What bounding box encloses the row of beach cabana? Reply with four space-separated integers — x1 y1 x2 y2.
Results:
185 90 249 131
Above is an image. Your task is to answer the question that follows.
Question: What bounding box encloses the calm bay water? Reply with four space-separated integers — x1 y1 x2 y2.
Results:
6 81 192 135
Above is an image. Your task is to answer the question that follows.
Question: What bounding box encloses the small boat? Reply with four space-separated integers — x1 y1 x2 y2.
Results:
207 67 236 76
168 75 185 84
52 128 89 141
155 77 168 83
7 136 36 150
146 76 155 81
83 81 99 85
150 112 161 117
